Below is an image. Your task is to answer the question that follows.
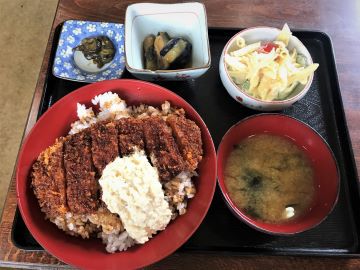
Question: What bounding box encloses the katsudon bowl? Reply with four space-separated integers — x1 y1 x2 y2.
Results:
16 79 216 270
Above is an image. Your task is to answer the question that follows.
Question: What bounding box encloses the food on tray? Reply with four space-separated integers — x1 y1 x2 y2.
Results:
99 151 172 244
143 32 192 70
64 130 99 214
224 134 315 224
74 36 115 71
90 121 119 173
31 92 202 253
143 116 185 181
225 24 319 101
31 138 68 218
143 34 157 71
153 32 170 69
167 115 203 171
117 118 145 156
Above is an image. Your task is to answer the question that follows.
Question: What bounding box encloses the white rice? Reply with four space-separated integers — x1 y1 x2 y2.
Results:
68 104 97 135
69 93 183 135
91 92 130 121
53 212 98 239
131 100 173 119
69 92 130 134
100 231 135 253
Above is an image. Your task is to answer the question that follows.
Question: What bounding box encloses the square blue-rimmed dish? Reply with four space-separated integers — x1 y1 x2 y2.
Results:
53 20 125 83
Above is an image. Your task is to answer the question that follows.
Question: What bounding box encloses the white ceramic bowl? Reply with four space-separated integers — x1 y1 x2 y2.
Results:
219 26 315 111
125 2 211 81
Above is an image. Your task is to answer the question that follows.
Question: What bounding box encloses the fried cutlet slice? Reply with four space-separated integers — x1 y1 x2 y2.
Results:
64 129 99 214
31 137 68 219
167 115 203 171
90 121 119 174
143 117 185 181
117 118 145 156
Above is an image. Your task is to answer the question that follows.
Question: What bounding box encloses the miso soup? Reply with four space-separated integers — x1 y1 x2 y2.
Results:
224 134 315 224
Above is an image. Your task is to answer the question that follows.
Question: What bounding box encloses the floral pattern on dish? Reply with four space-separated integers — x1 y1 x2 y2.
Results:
53 20 125 83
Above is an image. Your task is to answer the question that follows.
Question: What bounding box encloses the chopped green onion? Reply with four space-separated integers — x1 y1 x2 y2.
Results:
241 79 250 91
296 54 307 67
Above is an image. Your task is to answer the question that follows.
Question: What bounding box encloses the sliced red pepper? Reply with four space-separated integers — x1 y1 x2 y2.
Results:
258 42 278 54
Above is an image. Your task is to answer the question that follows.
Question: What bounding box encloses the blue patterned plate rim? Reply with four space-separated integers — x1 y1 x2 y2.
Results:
52 20 125 83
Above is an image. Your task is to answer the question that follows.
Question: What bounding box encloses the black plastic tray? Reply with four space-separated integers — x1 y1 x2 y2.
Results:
12 25 360 257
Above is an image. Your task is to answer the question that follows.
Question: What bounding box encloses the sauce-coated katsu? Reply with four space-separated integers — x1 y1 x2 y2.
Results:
143 117 185 181
167 115 203 171
117 118 145 156
31 138 68 220
31 115 203 217
64 130 99 214
90 121 119 174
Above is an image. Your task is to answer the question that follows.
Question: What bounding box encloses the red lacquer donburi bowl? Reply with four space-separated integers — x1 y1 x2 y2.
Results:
217 114 339 235
16 79 216 269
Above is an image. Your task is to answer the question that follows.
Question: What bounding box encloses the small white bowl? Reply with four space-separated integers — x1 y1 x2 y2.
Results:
219 26 315 111
125 2 211 81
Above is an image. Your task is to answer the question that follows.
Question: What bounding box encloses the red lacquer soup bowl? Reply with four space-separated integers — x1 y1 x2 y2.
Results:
16 79 216 269
217 114 339 235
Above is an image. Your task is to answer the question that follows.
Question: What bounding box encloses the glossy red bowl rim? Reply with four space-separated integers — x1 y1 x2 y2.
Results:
217 113 340 235
16 79 216 269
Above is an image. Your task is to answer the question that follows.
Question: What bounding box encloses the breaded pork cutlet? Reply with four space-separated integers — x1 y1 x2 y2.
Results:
90 121 119 174
167 115 203 171
117 118 145 156
64 130 99 214
143 117 185 181
31 137 68 220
